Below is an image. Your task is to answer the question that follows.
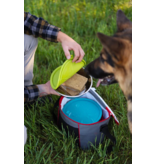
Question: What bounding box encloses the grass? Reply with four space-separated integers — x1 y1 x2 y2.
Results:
24 0 132 163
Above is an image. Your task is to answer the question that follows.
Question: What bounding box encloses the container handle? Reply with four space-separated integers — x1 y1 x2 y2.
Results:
100 124 116 153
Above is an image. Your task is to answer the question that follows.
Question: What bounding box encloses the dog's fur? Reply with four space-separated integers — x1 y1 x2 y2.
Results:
85 10 132 133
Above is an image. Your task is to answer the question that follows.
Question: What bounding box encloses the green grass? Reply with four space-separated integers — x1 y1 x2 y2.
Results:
24 0 132 163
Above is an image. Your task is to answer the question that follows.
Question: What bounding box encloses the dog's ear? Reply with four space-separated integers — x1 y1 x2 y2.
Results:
97 32 124 61
117 9 132 32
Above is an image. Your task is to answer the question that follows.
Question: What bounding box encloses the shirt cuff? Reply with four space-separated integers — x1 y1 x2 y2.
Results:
47 24 61 43
24 85 39 102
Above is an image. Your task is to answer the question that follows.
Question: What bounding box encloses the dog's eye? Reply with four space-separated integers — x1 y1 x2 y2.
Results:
99 54 106 63
100 53 106 59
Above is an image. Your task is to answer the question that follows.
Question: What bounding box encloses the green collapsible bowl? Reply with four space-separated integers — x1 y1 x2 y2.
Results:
50 56 86 90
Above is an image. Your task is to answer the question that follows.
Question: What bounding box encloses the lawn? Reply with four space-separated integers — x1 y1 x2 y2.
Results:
24 0 132 163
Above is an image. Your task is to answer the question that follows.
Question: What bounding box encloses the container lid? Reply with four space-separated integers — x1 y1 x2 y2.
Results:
50 56 86 89
62 98 102 124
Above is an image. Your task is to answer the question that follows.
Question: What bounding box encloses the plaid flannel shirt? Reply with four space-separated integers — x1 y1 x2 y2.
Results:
24 85 39 103
24 12 61 42
24 12 61 102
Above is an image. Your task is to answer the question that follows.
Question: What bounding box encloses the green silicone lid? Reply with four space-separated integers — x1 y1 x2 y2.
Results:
50 56 86 89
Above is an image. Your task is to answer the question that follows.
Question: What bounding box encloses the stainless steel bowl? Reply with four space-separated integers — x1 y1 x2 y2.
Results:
55 68 93 98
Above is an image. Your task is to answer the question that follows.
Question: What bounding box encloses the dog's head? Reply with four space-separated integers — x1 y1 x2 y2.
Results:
85 10 132 96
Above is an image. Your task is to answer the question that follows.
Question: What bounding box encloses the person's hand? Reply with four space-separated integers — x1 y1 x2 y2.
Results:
57 31 85 63
37 81 60 97
45 81 60 96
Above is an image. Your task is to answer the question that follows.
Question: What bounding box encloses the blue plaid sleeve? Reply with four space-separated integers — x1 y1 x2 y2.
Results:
24 12 61 42
24 85 39 102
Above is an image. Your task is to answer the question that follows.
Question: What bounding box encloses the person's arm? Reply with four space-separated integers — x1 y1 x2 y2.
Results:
24 12 61 42
24 81 60 103
24 12 85 63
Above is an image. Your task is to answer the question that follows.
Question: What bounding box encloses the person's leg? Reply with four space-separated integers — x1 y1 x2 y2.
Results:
24 34 38 86
24 34 53 106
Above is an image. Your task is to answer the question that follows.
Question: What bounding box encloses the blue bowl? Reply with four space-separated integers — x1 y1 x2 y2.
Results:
62 98 102 124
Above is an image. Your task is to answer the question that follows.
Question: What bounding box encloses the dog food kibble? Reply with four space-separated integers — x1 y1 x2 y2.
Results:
58 73 88 96
59 85 80 96
61 73 88 92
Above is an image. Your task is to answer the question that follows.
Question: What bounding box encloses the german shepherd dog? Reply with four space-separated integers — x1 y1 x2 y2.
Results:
85 10 132 133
